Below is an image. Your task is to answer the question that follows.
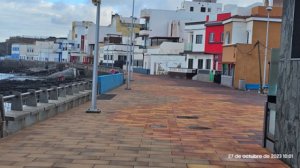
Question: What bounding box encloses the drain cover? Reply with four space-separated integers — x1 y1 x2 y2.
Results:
188 125 211 130
177 116 199 119
97 94 117 100
150 124 167 129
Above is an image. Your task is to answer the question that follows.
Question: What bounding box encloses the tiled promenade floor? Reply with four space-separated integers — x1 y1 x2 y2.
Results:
0 74 289 168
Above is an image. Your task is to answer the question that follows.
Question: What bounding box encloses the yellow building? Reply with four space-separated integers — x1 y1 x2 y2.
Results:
221 6 282 89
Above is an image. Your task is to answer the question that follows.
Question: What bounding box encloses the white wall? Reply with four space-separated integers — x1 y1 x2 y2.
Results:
186 54 214 69
87 20 118 45
144 55 186 75
182 1 222 14
223 2 263 16
146 42 184 56
184 23 206 52
142 9 218 40
100 44 144 64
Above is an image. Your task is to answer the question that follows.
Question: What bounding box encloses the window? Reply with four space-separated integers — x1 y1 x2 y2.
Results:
195 35 203 44
246 31 250 44
225 32 231 44
75 34 78 38
190 7 194 12
221 32 224 43
209 33 215 43
208 8 211 12
206 59 211 70
201 7 206 12
188 59 193 69
198 59 203 69
104 55 107 60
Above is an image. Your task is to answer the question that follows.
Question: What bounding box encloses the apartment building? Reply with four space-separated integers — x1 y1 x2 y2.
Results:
70 14 141 64
221 6 282 88
100 34 144 68
139 0 223 49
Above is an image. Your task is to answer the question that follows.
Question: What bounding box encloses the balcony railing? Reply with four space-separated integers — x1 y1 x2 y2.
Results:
184 43 193 51
169 67 197 73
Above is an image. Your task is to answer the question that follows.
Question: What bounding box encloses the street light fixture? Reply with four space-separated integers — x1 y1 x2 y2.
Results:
87 0 101 113
262 5 273 93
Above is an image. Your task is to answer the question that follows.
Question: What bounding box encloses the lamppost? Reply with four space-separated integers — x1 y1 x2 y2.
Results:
262 5 272 92
87 0 101 113
130 17 137 81
126 0 135 89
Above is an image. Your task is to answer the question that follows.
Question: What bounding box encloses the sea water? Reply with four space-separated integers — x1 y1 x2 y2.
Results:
0 73 14 80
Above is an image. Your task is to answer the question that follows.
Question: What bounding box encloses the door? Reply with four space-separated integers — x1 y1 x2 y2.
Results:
188 59 193 69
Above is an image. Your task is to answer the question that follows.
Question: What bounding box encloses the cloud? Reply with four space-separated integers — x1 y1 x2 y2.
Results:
0 0 112 41
0 0 262 42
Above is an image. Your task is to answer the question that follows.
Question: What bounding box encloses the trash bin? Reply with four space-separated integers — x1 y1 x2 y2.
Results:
214 71 221 84
239 79 246 90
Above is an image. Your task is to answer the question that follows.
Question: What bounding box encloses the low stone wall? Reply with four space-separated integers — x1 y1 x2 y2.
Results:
192 74 211 82
0 81 92 137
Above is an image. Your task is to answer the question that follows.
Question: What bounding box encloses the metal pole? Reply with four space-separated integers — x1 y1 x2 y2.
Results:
130 0 135 81
263 11 270 89
126 36 131 90
87 0 101 113
131 18 136 81
257 41 264 94
126 0 135 90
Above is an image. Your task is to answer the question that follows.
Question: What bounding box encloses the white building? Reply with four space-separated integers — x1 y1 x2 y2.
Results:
143 42 186 75
184 21 213 70
11 43 37 61
56 38 77 62
223 3 264 16
139 0 223 48
70 14 141 64
11 40 77 62
100 44 144 68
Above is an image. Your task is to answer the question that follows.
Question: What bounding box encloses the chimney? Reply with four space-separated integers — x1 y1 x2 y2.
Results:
206 15 209 22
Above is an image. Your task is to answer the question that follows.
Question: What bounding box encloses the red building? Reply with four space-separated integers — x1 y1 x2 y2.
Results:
204 13 231 71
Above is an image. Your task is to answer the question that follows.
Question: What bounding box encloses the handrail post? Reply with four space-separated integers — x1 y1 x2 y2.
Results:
59 85 66 98
79 83 84 92
66 85 74 96
49 86 58 100
27 90 37 107
73 84 79 94
40 88 49 103
11 92 23 111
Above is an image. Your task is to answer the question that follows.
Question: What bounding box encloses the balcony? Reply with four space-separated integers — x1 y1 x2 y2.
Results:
141 9 151 18
222 44 252 63
139 30 151 36
184 43 193 52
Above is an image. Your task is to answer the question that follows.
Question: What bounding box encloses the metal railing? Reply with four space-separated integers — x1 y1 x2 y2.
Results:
168 67 197 73
0 81 92 138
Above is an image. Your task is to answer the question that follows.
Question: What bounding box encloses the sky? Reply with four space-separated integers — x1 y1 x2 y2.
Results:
0 0 263 42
